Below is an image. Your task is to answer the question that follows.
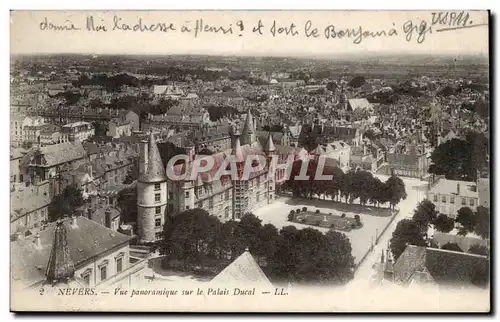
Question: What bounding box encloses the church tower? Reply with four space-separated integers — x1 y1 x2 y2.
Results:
137 131 168 243
241 110 257 146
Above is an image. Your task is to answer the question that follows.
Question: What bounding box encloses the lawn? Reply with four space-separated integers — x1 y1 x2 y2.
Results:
253 197 397 265
291 208 360 232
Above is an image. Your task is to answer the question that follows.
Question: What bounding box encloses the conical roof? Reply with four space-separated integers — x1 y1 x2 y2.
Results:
242 110 255 134
264 132 276 152
139 131 167 183
232 135 245 163
45 219 75 284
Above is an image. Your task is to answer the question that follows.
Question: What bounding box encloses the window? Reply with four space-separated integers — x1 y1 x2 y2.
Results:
185 191 190 198
100 266 107 281
225 207 230 219
470 199 475 207
450 197 455 204
433 194 438 202
155 193 160 202
155 218 161 227
155 206 161 214
441 196 446 203
154 183 161 191
169 192 173 199
116 257 123 273
461 198 466 205
82 273 91 286
186 206 190 210
256 192 260 203
155 232 163 240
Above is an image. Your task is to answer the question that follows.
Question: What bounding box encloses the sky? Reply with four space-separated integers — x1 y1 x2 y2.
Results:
10 10 489 57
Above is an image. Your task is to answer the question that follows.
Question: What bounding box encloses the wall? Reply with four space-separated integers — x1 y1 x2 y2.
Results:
76 243 130 287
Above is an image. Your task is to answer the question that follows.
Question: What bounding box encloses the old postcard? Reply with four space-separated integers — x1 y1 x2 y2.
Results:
10 10 490 312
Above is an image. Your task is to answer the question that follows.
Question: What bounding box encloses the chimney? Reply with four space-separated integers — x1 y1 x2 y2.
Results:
105 210 112 229
71 215 78 228
34 233 42 249
457 183 460 195
139 140 148 174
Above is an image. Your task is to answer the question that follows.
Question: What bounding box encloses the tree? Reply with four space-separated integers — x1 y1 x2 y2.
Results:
385 175 407 210
326 81 337 92
288 210 295 222
441 242 463 252
162 208 220 269
474 206 490 239
117 186 137 223
268 226 355 285
48 184 85 222
468 244 489 257
412 199 438 231
123 163 139 184
347 76 366 88
433 214 455 233
390 219 426 261
259 223 279 264
428 134 488 181
231 213 264 260
456 207 476 232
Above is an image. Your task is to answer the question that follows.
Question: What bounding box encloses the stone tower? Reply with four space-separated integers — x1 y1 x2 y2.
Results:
264 132 277 203
231 130 248 219
137 131 168 243
241 110 257 146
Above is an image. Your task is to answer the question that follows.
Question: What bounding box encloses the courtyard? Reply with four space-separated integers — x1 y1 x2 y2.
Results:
253 197 397 266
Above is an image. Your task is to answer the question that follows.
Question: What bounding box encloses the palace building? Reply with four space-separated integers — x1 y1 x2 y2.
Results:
136 112 300 243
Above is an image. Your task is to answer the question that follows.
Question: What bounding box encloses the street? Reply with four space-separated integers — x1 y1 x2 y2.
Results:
352 175 428 284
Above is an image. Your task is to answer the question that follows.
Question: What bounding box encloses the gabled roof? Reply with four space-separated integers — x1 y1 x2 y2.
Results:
26 142 87 168
211 249 273 287
393 245 489 288
11 216 133 288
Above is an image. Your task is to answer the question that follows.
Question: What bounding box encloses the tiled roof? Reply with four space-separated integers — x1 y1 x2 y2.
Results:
211 250 273 287
11 216 133 287
10 184 51 221
29 141 87 167
393 245 489 288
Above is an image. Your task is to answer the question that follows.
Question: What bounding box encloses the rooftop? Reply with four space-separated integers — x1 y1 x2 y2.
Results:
11 216 133 287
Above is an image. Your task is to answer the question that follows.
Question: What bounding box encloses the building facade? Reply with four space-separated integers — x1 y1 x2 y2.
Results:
427 178 479 218
136 112 292 243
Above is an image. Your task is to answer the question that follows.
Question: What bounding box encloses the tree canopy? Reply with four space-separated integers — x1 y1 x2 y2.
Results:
48 184 85 222
441 242 463 252
474 206 490 239
428 133 489 181
456 207 476 232
412 199 438 232
390 219 427 261
161 210 355 285
433 214 455 233
281 166 405 209
468 244 489 257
